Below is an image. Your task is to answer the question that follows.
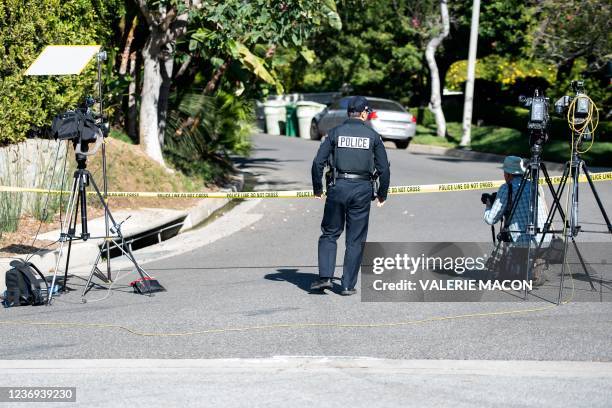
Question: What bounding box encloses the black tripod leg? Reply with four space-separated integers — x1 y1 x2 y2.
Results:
82 249 103 297
570 162 581 236
582 163 612 234
543 163 570 235
505 168 529 226
88 174 120 227
48 174 80 303
558 236 569 305
62 191 80 292
85 175 153 296
79 175 89 240
540 164 568 232
533 165 560 262
524 163 543 300
570 237 596 291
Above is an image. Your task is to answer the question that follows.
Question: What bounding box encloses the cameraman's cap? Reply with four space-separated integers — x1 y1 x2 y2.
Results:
503 156 525 175
347 96 371 114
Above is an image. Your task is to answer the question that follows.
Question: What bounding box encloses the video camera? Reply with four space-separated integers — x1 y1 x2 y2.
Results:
554 81 589 118
554 80 593 141
481 192 497 206
519 89 550 147
51 96 109 157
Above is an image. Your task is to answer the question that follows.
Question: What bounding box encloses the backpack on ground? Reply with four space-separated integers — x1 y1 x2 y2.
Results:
3 260 48 307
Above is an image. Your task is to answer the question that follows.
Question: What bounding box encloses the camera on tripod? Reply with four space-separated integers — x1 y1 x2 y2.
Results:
519 89 550 148
554 80 592 141
51 96 109 158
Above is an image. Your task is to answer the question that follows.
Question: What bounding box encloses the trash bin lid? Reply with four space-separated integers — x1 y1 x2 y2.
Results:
296 101 326 108
263 99 287 107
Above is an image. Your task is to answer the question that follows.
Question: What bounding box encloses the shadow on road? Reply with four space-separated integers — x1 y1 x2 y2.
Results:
265 268 324 294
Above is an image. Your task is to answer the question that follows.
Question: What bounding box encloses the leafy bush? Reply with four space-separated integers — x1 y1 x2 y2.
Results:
164 91 253 183
446 56 556 93
0 148 24 232
31 145 72 223
0 0 121 146
440 97 610 143
408 107 436 127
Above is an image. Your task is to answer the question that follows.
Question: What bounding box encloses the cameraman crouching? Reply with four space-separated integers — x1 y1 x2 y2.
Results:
482 156 550 285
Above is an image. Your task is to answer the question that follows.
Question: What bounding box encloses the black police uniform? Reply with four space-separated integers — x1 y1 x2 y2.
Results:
311 109 390 292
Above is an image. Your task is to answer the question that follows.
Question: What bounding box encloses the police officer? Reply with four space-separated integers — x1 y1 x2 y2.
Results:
310 96 390 295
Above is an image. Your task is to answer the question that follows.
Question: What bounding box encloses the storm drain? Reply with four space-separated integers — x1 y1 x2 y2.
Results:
101 215 187 258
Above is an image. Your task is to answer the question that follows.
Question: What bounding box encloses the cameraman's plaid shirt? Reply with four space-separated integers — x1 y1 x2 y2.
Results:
484 177 551 245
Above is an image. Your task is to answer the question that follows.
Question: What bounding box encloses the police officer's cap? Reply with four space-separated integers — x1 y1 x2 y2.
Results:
347 96 371 114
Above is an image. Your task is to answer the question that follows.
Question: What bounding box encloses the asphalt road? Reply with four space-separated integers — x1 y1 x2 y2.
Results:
1 134 611 407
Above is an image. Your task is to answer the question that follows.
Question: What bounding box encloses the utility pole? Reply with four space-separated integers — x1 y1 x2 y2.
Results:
460 0 481 147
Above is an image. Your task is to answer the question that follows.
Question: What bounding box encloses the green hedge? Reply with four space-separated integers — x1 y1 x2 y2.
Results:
0 0 120 146
430 98 611 143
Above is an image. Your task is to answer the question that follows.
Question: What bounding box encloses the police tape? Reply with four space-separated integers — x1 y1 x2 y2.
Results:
0 171 611 199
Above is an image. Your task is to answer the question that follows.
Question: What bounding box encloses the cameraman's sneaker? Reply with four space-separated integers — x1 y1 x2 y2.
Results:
310 278 332 291
532 258 548 287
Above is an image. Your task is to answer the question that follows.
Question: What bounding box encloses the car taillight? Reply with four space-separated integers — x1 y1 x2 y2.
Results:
410 115 417 123
368 111 378 120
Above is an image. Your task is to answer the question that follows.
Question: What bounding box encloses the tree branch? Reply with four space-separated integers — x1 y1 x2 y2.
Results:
204 59 230 94
136 0 154 27
175 55 192 78
119 16 138 75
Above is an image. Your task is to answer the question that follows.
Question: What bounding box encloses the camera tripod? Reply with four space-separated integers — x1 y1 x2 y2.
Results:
496 144 570 300
539 137 612 304
498 142 604 303
47 153 154 303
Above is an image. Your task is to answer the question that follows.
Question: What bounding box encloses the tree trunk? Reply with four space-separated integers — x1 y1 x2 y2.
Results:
139 35 165 166
127 51 138 140
425 0 450 138
136 0 198 165
158 49 174 147
460 0 481 147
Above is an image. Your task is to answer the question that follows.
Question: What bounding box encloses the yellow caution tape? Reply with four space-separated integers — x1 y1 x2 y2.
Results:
0 171 611 199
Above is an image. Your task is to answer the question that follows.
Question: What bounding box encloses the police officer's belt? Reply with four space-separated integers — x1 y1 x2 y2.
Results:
336 172 371 181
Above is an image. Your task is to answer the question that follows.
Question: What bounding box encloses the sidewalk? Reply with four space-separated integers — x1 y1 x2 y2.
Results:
1 358 610 407
0 174 244 289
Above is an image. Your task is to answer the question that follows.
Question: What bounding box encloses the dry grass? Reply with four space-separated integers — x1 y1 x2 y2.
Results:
0 138 212 256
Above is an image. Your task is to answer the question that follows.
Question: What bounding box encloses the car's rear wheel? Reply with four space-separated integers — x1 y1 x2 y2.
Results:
310 120 320 140
394 139 411 149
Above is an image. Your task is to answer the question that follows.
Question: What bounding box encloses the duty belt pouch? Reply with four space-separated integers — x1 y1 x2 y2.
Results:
497 183 514 243
371 177 379 201
324 167 334 189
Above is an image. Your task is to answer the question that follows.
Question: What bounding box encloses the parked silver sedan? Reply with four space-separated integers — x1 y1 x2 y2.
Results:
311 96 416 149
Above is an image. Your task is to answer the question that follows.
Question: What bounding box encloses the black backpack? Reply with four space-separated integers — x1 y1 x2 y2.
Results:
4 261 48 307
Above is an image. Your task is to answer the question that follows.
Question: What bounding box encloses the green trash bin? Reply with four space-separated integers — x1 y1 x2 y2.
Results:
285 103 298 137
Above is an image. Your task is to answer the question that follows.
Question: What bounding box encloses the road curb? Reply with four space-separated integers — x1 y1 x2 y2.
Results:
0 172 245 284
2 358 611 376
179 173 245 233
408 143 567 172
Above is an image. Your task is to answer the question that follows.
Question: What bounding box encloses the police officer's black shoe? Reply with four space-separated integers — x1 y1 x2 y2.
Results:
310 278 332 291
340 288 357 296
